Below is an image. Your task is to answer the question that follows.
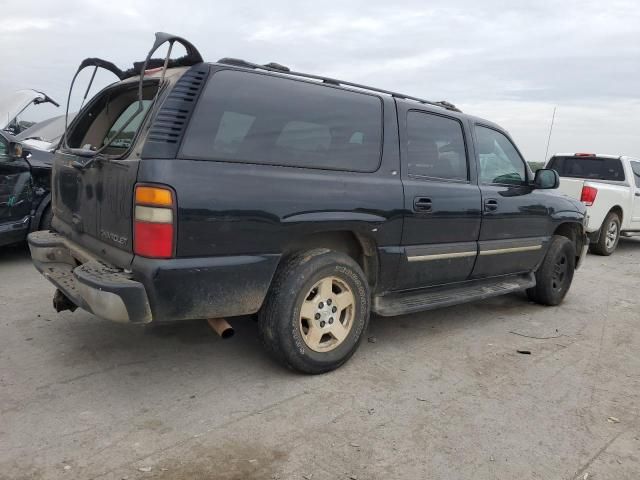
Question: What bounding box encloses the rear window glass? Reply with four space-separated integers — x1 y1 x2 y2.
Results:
548 156 625 181
181 70 383 172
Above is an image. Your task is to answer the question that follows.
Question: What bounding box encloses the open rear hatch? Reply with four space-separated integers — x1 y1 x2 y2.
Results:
51 33 203 268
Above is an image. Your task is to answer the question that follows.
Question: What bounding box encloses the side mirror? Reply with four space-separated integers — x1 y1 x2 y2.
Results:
533 168 559 189
8 142 29 159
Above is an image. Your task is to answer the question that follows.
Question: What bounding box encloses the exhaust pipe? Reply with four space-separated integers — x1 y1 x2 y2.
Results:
207 318 234 339
53 289 77 313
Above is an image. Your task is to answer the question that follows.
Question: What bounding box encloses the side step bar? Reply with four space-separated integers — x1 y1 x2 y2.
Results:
372 273 536 317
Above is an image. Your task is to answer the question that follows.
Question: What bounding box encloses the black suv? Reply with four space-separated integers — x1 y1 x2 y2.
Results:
0 130 52 247
28 33 588 373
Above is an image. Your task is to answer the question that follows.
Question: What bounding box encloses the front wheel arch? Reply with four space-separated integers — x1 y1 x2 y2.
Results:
553 221 585 265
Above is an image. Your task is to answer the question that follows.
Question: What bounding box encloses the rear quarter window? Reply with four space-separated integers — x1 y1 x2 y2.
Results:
180 69 383 172
631 161 640 187
549 156 625 181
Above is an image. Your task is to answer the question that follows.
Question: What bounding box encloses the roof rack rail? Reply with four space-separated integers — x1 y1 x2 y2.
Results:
216 57 462 113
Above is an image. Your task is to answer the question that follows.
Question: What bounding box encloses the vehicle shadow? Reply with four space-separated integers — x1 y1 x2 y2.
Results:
0 242 30 262
616 236 640 252
42 290 534 387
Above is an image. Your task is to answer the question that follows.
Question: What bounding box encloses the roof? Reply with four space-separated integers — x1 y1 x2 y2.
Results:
212 57 462 113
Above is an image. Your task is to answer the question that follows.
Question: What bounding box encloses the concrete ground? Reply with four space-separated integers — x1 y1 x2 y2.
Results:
1 240 639 480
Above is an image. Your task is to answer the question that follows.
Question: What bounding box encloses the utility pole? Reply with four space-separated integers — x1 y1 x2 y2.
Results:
544 106 557 163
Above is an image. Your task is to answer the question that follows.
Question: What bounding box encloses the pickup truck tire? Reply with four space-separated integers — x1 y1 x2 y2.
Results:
258 249 370 374
527 235 576 306
589 212 620 256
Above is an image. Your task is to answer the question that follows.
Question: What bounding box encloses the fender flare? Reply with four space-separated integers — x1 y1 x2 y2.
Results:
30 193 51 232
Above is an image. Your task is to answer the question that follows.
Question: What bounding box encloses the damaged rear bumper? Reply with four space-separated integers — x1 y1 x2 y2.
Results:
27 230 152 323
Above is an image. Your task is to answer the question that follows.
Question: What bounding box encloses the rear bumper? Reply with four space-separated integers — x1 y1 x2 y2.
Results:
28 231 152 323
27 230 280 323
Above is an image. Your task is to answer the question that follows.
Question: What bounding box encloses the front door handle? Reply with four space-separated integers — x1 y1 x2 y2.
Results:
414 197 432 212
484 198 498 212
635 192 640 197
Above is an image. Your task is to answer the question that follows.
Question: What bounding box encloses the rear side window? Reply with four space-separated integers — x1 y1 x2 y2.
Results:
406 111 467 181
548 156 625 181
630 161 640 187
181 70 383 172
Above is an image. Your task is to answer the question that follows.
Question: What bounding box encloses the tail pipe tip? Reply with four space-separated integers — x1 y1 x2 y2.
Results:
207 318 234 339
53 289 78 313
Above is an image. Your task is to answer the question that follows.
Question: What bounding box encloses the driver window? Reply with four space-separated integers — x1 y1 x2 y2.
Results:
476 126 526 185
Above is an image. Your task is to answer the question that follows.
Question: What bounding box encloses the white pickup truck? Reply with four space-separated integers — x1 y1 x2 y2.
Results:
547 153 640 255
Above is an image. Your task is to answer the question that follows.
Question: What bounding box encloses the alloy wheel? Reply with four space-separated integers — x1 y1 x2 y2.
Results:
299 276 355 352
605 220 618 250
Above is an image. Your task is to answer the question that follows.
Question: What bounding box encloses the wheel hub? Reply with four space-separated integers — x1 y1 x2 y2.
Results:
299 276 355 352
605 221 618 249
551 254 568 290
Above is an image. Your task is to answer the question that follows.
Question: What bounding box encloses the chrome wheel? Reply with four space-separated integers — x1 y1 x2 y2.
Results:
605 220 618 250
299 276 355 353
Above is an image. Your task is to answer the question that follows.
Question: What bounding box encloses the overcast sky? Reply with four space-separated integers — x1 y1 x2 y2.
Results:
1 0 638 162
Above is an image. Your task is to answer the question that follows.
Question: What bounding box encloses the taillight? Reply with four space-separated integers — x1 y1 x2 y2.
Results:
580 186 598 206
134 185 175 258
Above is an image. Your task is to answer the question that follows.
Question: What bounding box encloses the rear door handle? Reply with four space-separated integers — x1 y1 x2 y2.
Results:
414 197 432 212
484 198 498 212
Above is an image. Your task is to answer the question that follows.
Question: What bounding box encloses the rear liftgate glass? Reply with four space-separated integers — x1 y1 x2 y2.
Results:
62 32 204 164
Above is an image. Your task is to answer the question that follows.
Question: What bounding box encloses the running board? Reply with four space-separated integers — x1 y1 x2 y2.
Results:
372 273 536 317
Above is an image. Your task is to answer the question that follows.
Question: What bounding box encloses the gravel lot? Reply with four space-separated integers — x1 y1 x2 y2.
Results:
1 240 639 480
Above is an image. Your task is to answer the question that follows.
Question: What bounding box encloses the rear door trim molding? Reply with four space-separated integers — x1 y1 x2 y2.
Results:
405 241 477 262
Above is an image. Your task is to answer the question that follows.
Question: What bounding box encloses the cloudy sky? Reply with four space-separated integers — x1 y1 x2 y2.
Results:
1 0 638 162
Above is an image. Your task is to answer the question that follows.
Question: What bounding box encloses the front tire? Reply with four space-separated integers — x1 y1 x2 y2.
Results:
258 249 370 374
589 212 620 256
527 235 576 306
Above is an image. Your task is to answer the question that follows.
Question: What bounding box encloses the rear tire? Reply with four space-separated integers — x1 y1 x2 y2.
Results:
527 235 576 306
258 249 370 374
589 212 620 256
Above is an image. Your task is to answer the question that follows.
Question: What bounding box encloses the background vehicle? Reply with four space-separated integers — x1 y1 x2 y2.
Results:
28 33 587 374
0 131 53 247
547 153 640 255
15 113 75 152
0 90 60 135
